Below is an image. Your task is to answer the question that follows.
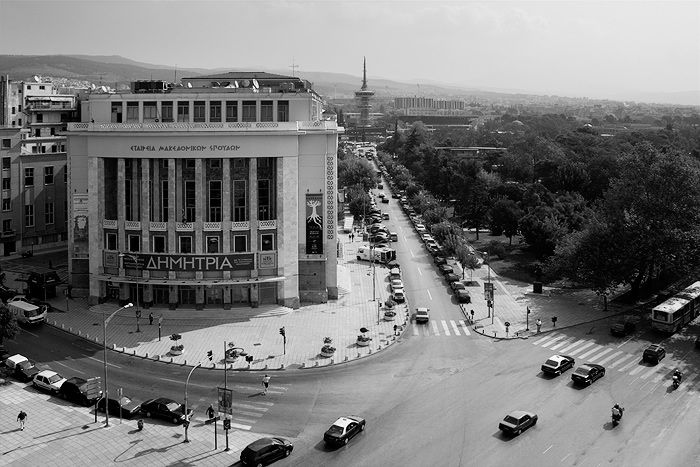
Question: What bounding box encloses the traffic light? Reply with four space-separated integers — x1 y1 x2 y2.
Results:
207 350 213 361
279 327 285 337
223 418 231 430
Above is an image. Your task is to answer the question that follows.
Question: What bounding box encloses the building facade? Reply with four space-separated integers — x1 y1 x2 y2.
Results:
66 73 342 310
0 77 76 255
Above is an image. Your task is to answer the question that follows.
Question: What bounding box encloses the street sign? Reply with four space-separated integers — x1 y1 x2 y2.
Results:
85 377 102 398
217 387 233 415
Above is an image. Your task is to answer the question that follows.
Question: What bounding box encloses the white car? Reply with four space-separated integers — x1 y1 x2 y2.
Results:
415 307 430 323
414 223 427 234
391 279 404 291
392 288 406 303
33 370 67 394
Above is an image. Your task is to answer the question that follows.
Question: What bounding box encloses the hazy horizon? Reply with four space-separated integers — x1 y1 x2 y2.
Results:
1 0 698 102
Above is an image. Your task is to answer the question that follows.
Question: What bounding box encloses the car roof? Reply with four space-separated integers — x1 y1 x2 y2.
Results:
36 369 58 377
506 410 532 419
332 416 362 428
647 344 664 350
7 354 28 365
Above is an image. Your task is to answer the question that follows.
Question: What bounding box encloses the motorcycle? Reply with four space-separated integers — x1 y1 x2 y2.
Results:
612 407 624 427
672 374 681 389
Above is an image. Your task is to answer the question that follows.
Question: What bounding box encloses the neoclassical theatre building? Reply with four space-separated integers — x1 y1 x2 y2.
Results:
66 73 342 309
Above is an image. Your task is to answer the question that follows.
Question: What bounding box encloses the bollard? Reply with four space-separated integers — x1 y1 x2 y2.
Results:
493 331 497 337
95 337 99 342
61 324 65 329
170 358 173 363
264 365 268 370
314 361 319 367
184 360 187 365
155 355 160 361
77 330 81 336
301 362 305 368
357 353 361 358
368 349 372 354
280 364 285 369
145 353 148 358
330 359 334 365
69 327 72 332
344 356 348 362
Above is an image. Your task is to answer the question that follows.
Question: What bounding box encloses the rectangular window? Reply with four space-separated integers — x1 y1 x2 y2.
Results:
44 166 54 185
111 103 123 123
185 159 195 169
161 180 169 221
258 179 271 220
161 102 173 122
209 159 221 169
277 101 289 122
233 180 247 222
143 102 157 121
184 180 196 222
36 114 43 123
2 178 10 190
179 236 192 254
1 139 10 150
2 219 11 232
2 156 10 169
210 101 222 122
242 101 256 122
24 204 34 227
126 102 139 122
177 101 189 122
105 232 117 250
45 202 54 224
209 180 222 222
24 168 34 186
225 101 238 122
260 101 273 122
261 233 275 251
128 234 140 252
193 101 205 122
233 235 248 253
153 235 166 253
2 198 10 211
206 236 220 253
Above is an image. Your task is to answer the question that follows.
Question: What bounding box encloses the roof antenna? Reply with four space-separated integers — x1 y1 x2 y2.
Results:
289 59 299 77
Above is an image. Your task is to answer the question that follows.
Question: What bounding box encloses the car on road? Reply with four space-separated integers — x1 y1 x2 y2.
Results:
390 279 404 291
9 295 51 314
33 370 67 394
434 256 447 266
97 395 142 418
141 397 192 424
381 197 389 204
378 192 385 198
382 213 390 220
240 437 293 466
389 232 398 242
499 410 538 436
450 281 466 291
368 234 390 244
392 288 406 303
455 289 472 303
438 264 454 275
444 273 461 283
415 307 430 323
324 416 366 446
541 355 575 376
642 344 666 364
610 316 638 337
58 377 99 407
571 363 605 386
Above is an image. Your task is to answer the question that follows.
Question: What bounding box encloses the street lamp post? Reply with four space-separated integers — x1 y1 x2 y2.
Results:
103 302 133 427
183 361 202 443
119 253 141 333
482 251 494 324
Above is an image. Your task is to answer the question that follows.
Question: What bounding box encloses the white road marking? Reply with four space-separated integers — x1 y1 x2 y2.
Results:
640 365 665 380
543 445 553 454
431 320 440 335
459 320 471 336
561 453 571 462
629 365 646 376
532 333 558 346
87 356 121 369
53 361 84 374
550 338 576 351
597 351 623 365
559 339 588 353
577 345 603 360
567 342 596 356
20 329 40 338
413 324 420 336
427 290 432 300
441 321 451 336
541 335 567 348
587 348 614 363
450 320 461 336
609 354 635 369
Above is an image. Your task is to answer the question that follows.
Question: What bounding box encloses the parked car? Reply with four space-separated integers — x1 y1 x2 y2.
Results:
541 355 575 376
392 288 406 303
324 416 366 446
141 397 192 424
642 344 666 364
368 234 390 244
58 377 100 406
455 289 472 303
415 307 430 323
381 197 389 204
5 354 41 382
571 364 606 386
434 256 448 266
240 437 293 466
438 264 454 275
33 370 67 394
97 395 142 418
444 273 461 283
390 279 404 291
450 281 466 291
499 410 538 436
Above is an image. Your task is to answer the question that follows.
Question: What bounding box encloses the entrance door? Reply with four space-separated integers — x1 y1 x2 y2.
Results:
230 285 250 305
153 286 169 305
179 286 196 306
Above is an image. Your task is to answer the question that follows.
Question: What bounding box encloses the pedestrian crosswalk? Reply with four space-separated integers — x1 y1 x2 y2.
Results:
531 332 697 391
412 319 471 337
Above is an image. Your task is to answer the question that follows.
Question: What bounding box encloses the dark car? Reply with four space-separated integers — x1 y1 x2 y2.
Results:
444 273 461 283
58 377 98 407
324 415 366 445
571 364 606 386
438 264 454 275
610 317 637 337
14 359 41 382
434 256 448 266
97 395 142 418
240 437 293 466
381 197 389 204
450 281 466 291
499 410 538 436
541 355 575 376
0 285 18 303
455 289 472 303
643 344 666 364
141 397 192 424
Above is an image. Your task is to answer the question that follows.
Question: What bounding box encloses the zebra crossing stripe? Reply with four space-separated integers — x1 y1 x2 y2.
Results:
541 335 568 348
550 338 576 351
532 333 558 346
597 350 623 365
431 320 440 335
441 320 451 336
682 374 698 391
567 342 596 356
587 348 614 363
559 339 589 354
618 358 639 372
640 365 665 380
629 365 647 376
577 345 603 360
609 354 634 368
230 421 252 431
652 370 668 384
450 320 461 336
459 320 471 336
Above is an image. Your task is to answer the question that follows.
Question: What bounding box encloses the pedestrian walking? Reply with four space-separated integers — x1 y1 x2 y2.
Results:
149 312 154 325
206 404 215 420
536 319 542 333
17 410 27 430
262 374 271 395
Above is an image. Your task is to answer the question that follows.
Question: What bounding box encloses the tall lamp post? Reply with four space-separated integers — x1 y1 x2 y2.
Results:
183 361 202 443
103 302 133 427
482 251 494 324
119 253 141 332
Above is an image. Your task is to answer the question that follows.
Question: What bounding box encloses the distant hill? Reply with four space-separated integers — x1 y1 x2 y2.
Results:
0 55 697 106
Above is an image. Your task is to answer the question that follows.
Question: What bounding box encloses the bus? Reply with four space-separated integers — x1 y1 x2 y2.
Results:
651 281 700 333
9 300 47 324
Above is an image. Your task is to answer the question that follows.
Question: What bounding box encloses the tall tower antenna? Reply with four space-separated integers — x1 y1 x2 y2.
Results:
354 56 375 135
289 59 299 77
361 56 368 91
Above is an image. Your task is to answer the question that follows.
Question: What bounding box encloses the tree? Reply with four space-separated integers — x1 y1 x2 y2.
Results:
0 303 20 346
490 199 523 244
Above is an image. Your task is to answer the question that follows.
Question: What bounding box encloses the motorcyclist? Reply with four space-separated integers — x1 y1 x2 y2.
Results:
673 368 683 382
612 404 623 421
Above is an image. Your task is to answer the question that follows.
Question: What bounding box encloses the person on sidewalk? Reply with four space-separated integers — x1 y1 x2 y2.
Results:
536 319 542 333
149 312 154 325
17 410 27 430
262 374 271 395
206 404 215 420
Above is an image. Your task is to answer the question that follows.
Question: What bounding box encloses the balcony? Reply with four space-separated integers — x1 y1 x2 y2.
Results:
102 219 118 229
1 230 15 238
176 222 194 231
259 220 277 230
150 221 167 231
231 221 250 231
124 221 141 230
203 222 221 231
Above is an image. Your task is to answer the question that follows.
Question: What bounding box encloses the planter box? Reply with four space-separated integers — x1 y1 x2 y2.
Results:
170 348 184 356
320 350 335 358
384 313 396 321
356 339 371 347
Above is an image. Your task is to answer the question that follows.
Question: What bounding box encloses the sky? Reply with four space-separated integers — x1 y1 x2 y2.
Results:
1 0 698 100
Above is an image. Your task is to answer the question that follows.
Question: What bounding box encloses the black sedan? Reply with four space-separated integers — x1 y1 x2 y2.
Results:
444 273 461 283
141 397 192 424
58 377 99 407
571 364 606 386
14 359 41 382
541 355 575 376
324 416 366 446
97 395 142 418
499 410 538 436
240 437 293 466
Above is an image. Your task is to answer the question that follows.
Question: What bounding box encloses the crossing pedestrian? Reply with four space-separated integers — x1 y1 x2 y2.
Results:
17 410 27 430
262 374 271 395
